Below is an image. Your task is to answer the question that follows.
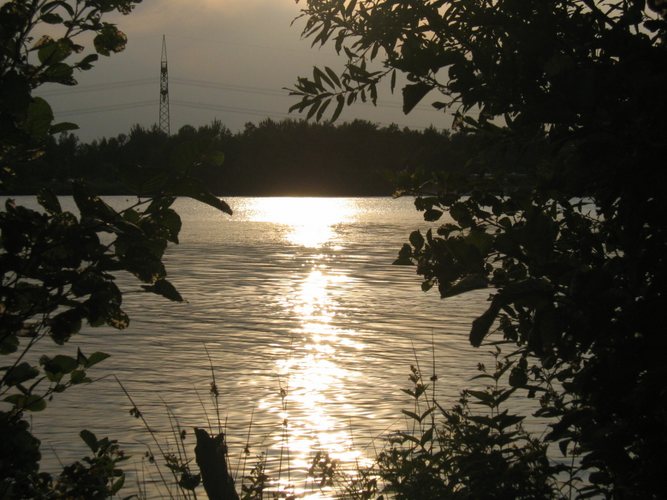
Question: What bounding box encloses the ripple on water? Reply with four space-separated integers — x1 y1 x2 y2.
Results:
24 197 540 498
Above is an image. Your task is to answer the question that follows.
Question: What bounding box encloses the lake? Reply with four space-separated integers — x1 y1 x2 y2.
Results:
26 196 516 498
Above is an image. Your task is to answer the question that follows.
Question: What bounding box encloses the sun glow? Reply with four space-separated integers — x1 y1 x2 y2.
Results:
248 197 356 247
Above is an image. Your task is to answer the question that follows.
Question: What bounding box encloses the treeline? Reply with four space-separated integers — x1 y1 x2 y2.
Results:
15 118 484 196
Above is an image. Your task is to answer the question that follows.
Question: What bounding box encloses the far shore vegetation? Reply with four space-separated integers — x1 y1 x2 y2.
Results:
8 118 485 197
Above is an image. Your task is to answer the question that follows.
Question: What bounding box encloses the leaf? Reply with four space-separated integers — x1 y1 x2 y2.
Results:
324 66 340 87
420 427 434 446
156 209 182 244
142 279 184 302
42 354 78 374
43 1 74 16
38 39 71 65
331 95 345 123
80 429 99 452
401 409 421 422
558 438 571 457
509 365 528 387
423 208 442 222
37 188 61 214
119 245 166 282
402 82 433 114
41 12 63 24
3 362 39 386
345 0 357 17
470 308 496 347
420 406 435 421
497 412 525 429
94 25 127 56
70 369 90 384
72 182 118 221
49 121 78 134
4 394 47 412
467 230 493 254
316 97 331 121
442 274 488 298
313 66 333 89
86 352 111 368
393 243 413 265
23 97 54 138
0 333 19 355
449 202 473 226
77 53 98 70
397 431 420 445
106 308 130 330
466 389 495 406
174 178 233 215
43 62 75 84
306 99 320 120
469 296 503 346
111 475 126 495
49 309 82 344
409 230 424 251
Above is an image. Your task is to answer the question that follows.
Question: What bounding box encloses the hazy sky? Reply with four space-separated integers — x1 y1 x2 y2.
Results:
36 0 447 142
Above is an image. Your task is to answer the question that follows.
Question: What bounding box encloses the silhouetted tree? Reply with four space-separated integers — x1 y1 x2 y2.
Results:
292 1 667 497
0 1 230 497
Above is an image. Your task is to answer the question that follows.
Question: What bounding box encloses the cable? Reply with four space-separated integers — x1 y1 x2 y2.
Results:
171 77 287 97
54 97 437 130
38 76 439 113
39 78 156 97
54 100 157 117
171 100 293 119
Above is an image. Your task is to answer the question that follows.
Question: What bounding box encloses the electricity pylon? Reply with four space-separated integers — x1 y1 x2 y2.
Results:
159 35 170 135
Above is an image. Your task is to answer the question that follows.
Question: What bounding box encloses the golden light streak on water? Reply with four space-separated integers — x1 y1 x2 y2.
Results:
247 197 368 495
278 269 361 491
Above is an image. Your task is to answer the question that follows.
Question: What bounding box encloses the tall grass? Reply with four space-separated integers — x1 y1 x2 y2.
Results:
116 343 575 499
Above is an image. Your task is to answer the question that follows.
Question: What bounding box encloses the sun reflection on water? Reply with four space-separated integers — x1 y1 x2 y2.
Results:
273 267 368 489
251 197 373 495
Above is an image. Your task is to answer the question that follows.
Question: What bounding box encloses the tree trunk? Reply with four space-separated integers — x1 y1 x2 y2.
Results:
194 428 239 500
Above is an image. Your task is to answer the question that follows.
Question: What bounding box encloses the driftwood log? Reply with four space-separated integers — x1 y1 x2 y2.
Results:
194 428 240 500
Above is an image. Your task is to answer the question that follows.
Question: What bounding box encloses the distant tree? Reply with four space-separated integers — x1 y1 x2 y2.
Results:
0 1 229 496
292 1 667 497
39 117 456 196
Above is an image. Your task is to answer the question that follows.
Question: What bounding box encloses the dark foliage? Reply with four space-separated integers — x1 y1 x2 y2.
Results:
293 0 667 497
0 1 230 496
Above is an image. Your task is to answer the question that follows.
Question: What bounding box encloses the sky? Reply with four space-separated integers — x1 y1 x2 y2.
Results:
36 0 448 143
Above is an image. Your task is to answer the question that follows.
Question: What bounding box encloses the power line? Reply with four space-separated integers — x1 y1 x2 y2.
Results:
37 76 440 113
38 78 156 97
171 100 292 119
54 97 437 130
171 77 287 98
55 100 157 117
53 99 287 119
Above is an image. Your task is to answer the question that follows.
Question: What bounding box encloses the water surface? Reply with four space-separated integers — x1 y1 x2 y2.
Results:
26 196 502 497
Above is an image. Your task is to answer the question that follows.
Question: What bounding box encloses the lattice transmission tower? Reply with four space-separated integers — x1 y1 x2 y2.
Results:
159 35 170 135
